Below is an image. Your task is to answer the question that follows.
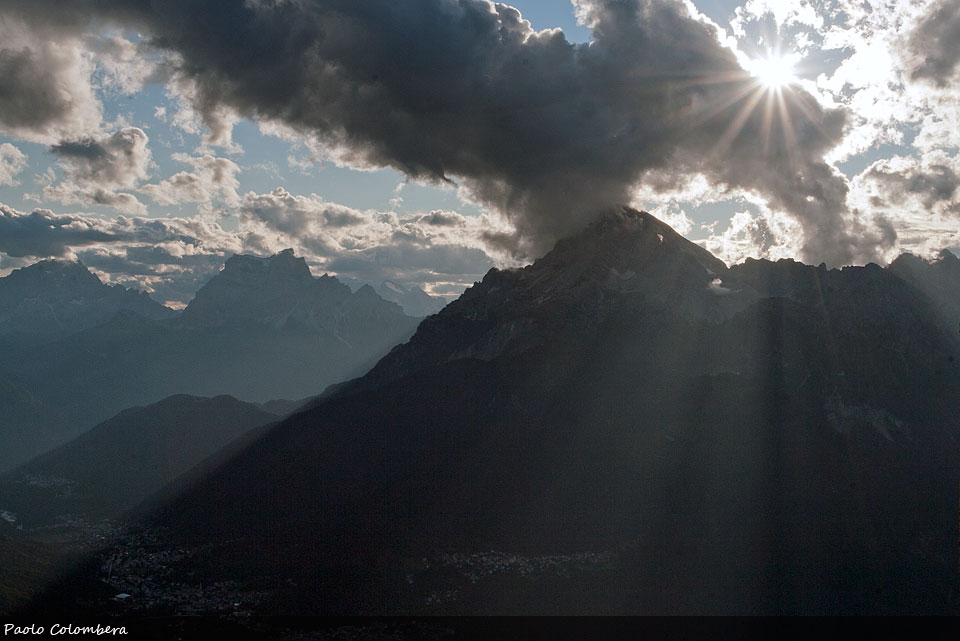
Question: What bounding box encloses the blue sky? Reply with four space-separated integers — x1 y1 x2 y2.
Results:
0 0 957 306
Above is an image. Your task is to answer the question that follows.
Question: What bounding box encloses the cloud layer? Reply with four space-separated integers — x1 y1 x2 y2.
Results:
0 0 879 266
50 127 151 189
2 0 960 294
142 153 241 207
0 195 505 306
41 127 152 214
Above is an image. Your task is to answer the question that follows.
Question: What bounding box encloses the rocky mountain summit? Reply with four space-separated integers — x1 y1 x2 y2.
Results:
365 208 956 393
0 260 174 343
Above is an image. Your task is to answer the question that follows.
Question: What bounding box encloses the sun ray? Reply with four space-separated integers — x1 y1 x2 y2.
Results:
760 89 776 153
668 46 828 169
681 79 761 129
775 89 799 167
784 90 834 144
711 85 766 158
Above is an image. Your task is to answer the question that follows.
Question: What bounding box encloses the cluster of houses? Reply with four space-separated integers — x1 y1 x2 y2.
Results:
98 525 264 615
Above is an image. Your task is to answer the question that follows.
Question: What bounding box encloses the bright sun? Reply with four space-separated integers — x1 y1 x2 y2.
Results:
748 52 799 90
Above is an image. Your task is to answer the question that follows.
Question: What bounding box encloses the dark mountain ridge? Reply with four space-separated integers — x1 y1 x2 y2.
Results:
132 208 960 615
0 395 278 527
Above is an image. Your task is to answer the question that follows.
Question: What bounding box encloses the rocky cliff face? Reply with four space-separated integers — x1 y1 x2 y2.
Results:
179 248 413 336
180 249 346 327
364 208 956 395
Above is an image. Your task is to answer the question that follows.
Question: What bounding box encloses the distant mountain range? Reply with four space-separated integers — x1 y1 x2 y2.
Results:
377 280 448 317
139 208 960 614
0 373 69 478
0 394 279 527
0 250 424 472
0 259 176 347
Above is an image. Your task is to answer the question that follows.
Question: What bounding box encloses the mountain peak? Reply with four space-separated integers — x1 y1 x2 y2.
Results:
180 249 414 329
361 207 743 384
183 250 317 326
0 258 174 339
149 205 960 618
377 280 447 317
221 249 312 283
936 248 959 264
354 283 379 298
9 258 100 287
539 206 728 282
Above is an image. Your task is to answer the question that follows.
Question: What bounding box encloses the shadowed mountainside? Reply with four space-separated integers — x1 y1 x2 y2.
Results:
0 395 279 526
122 208 960 615
889 249 960 334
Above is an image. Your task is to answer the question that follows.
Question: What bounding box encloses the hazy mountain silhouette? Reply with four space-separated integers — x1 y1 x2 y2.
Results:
0 259 175 348
0 250 421 471
0 395 278 527
134 208 960 615
889 249 960 333
0 371 69 472
378 280 447 317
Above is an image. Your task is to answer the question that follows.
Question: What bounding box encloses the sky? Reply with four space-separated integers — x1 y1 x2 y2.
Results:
1 0 959 307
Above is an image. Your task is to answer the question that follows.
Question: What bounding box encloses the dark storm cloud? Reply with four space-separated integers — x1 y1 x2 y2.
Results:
0 204 115 257
51 139 109 162
0 202 241 259
0 16 103 142
907 0 960 86
7 0 869 263
326 242 493 281
50 127 151 188
0 48 78 132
